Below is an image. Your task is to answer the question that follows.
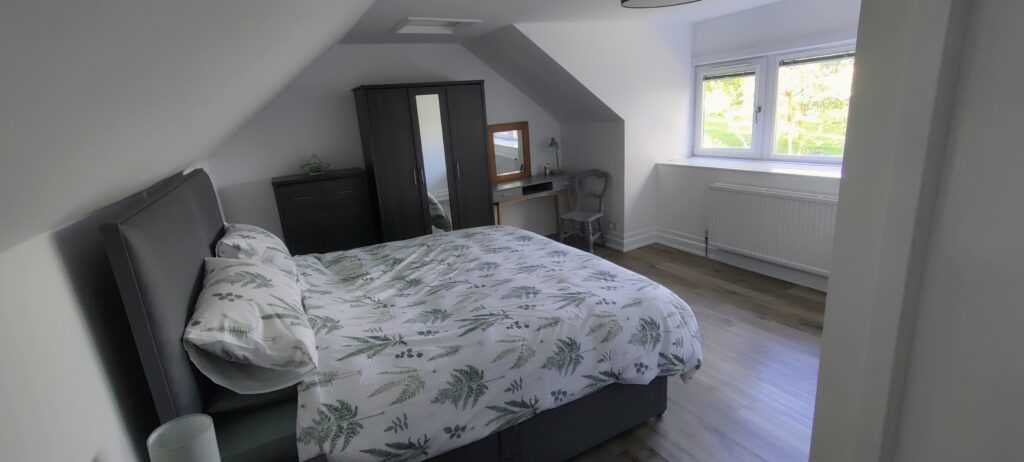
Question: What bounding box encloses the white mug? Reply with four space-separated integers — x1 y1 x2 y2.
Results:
146 414 220 462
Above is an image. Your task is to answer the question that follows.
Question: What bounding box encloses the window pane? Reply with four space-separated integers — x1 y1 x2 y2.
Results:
773 55 854 157
701 71 756 150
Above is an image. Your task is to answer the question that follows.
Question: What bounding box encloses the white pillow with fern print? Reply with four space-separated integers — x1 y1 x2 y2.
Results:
215 223 299 282
183 257 318 394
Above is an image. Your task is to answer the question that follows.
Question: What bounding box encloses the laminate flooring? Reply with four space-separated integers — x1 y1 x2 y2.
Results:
572 244 825 462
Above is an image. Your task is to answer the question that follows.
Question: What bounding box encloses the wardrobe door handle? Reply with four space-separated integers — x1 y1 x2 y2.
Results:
420 169 427 187
412 169 418 186
456 163 461 181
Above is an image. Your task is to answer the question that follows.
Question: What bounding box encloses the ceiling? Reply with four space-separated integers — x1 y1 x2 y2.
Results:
344 0 782 44
465 26 622 123
0 0 375 253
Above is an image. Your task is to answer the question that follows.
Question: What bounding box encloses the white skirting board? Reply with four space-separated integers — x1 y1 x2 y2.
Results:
604 228 657 252
655 228 829 291
594 228 828 291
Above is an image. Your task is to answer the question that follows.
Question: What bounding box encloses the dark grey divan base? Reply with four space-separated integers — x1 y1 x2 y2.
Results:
216 376 668 462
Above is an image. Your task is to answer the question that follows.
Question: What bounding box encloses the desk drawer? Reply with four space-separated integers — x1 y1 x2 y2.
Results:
493 188 521 202
553 178 574 191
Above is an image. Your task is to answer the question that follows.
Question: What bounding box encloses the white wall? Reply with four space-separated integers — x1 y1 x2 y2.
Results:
893 2 1024 459
0 235 138 461
0 0 374 253
811 0 971 460
693 0 862 63
518 22 694 248
0 2 374 460
205 43 563 237
656 165 839 290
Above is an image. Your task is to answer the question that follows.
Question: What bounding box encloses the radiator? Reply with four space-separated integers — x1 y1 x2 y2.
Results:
708 183 838 277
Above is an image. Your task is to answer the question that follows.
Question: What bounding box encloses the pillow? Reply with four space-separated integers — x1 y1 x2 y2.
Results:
184 257 317 393
216 223 298 281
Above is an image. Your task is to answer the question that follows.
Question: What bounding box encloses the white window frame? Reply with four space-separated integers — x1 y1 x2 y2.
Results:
693 43 855 164
693 58 766 159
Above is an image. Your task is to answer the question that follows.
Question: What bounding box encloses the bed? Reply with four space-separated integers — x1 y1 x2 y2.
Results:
102 169 702 462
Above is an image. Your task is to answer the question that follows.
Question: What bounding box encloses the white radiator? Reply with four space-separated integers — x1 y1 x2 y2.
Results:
708 183 838 277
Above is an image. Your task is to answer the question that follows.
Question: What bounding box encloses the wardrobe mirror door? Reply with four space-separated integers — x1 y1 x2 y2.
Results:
414 93 454 233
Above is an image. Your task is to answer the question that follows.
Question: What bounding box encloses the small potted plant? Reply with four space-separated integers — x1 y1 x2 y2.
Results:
301 154 330 175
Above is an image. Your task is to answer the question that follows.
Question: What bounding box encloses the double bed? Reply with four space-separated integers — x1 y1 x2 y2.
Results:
102 170 702 462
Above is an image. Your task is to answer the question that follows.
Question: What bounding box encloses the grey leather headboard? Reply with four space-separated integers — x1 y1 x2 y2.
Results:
102 169 224 423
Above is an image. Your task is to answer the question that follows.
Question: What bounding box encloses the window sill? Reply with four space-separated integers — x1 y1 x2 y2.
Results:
659 157 842 179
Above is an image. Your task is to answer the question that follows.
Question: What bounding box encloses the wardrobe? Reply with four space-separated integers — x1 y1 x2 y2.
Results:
354 80 494 242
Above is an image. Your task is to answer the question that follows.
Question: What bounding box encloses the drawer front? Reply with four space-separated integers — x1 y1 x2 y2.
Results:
290 234 377 255
275 182 324 215
322 177 366 207
553 178 574 191
281 206 374 242
493 188 521 202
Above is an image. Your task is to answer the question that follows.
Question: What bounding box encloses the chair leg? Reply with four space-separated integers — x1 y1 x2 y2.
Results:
585 221 594 253
596 220 605 246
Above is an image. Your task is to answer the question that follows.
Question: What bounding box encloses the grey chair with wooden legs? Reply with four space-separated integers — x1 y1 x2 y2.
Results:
559 169 608 252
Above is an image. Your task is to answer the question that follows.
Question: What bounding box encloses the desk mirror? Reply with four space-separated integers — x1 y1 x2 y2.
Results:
487 121 531 183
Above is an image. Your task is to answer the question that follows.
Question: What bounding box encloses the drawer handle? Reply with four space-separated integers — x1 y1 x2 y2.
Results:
331 190 354 195
321 221 338 227
293 195 314 201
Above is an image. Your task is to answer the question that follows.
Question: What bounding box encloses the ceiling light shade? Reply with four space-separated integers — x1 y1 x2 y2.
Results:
621 0 702 8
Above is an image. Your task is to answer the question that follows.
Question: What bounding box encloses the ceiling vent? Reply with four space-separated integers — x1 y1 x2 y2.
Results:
393 17 482 35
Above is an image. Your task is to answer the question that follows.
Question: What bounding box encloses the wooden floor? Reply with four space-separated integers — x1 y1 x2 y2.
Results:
572 244 825 462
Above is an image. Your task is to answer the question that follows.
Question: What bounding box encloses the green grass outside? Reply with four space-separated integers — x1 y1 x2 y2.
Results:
701 119 752 149
702 118 846 157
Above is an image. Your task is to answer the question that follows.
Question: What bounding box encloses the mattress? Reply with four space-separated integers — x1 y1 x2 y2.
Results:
292 225 702 462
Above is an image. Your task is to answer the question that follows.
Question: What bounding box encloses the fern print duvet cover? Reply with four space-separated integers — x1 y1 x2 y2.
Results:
293 226 702 461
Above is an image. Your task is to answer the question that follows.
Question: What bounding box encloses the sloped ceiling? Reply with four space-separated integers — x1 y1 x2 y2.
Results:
464 27 620 123
344 0 782 44
0 0 375 252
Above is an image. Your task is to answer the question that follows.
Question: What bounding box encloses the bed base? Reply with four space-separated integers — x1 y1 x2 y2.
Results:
215 376 667 462
430 376 668 462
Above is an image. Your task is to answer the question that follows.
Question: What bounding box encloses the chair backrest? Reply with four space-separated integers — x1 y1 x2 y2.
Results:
574 170 608 214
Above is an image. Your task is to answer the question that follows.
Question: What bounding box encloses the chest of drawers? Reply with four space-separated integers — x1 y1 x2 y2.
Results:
272 169 379 255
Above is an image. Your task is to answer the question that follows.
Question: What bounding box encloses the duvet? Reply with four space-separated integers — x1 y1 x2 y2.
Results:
293 226 702 462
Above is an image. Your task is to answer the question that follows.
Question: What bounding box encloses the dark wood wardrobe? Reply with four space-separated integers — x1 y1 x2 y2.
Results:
354 80 494 242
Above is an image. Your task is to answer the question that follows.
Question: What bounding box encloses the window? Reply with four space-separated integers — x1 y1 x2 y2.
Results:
772 52 855 160
694 46 855 164
694 61 763 159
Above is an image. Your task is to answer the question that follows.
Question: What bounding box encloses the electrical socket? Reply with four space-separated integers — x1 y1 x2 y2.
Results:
608 221 618 231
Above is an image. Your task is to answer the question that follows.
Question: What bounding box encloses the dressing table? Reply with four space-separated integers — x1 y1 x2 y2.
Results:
486 121 575 235
492 173 575 234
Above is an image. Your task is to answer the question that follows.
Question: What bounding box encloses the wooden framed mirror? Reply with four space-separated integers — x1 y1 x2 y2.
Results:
487 121 531 183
